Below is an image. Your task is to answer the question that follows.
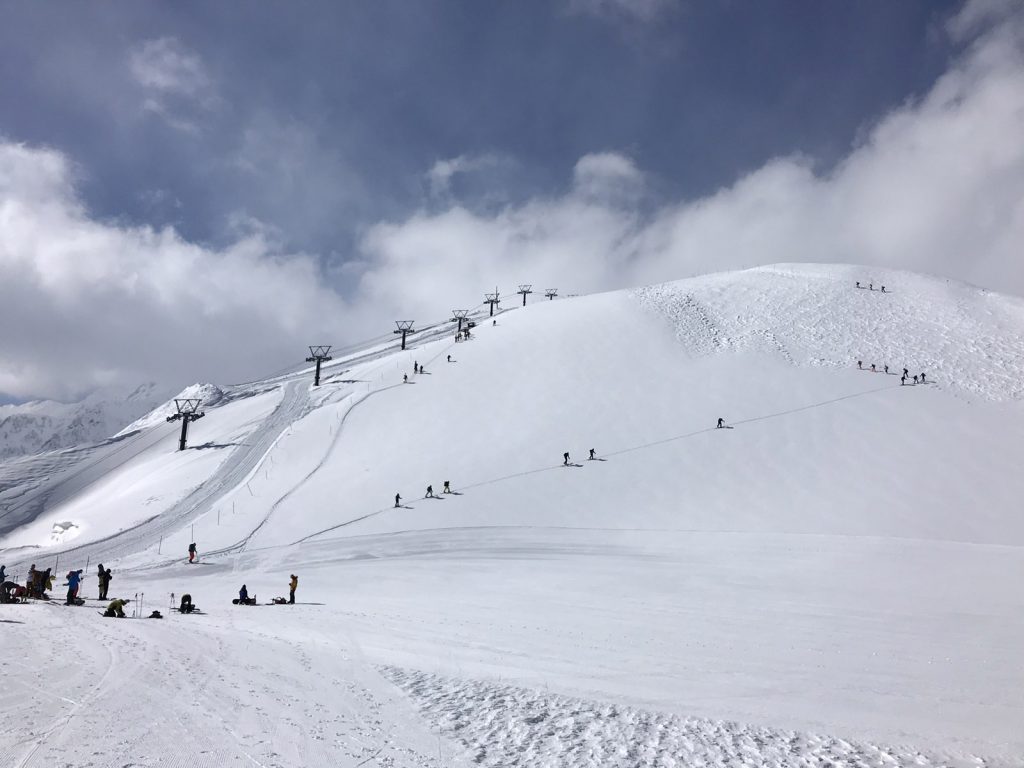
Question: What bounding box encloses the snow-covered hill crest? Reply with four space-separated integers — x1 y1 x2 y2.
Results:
634 263 1024 402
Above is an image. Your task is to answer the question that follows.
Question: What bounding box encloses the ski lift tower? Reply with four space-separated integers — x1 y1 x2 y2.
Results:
517 284 533 307
484 289 501 317
394 320 416 350
166 399 205 452
545 288 558 301
451 309 469 333
305 345 333 387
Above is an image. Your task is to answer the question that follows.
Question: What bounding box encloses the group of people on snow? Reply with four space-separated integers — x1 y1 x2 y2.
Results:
1 555 300 616
855 281 887 292
857 360 927 385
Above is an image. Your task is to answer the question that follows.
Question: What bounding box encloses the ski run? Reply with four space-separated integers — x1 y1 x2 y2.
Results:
1 264 1023 767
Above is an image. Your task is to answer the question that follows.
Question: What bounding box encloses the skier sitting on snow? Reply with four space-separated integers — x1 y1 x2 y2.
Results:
104 598 129 618
179 594 196 614
1 581 23 604
238 585 250 604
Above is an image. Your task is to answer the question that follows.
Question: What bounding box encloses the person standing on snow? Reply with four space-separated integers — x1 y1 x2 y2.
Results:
426 484 434 498
920 372 926 383
65 570 83 605
0 565 5 583
588 449 596 460
98 567 112 600
717 418 725 429
447 354 451 363
443 481 451 494
289 575 298 605
563 452 570 466
884 365 889 374
188 542 197 563
395 492 402 507
857 361 862 369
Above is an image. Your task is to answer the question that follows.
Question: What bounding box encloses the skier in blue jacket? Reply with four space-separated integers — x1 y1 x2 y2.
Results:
66 570 83 605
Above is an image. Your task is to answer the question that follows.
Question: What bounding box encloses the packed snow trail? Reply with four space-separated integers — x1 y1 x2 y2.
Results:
0 603 455 768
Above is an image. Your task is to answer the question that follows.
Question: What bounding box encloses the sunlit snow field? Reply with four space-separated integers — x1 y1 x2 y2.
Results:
2 265 1022 767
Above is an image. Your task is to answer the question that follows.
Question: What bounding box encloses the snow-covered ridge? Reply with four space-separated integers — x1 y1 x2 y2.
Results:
0 382 171 461
634 263 1024 402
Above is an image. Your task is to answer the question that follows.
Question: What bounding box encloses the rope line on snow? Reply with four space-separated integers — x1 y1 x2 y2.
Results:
292 381 902 546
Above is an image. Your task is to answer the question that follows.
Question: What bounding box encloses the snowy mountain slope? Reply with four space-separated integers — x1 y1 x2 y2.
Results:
2 264 1022 767
0 382 170 461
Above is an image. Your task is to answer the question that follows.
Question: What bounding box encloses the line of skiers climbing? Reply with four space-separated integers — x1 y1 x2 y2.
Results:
855 281 887 292
395 481 452 506
857 360 927 385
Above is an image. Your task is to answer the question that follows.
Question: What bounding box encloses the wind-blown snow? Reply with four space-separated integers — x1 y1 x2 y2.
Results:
1 264 1022 767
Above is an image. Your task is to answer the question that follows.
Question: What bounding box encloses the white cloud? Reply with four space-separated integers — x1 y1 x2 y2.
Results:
0 141 351 400
129 37 210 97
426 153 504 197
128 37 215 131
354 3 1024 312
565 0 679 23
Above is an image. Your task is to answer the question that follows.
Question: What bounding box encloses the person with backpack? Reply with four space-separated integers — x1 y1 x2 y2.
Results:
717 418 725 429
394 493 402 507
98 568 112 601
289 575 298 605
563 452 570 466
188 542 197 563
179 594 196 614
443 481 451 494
426 484 434 498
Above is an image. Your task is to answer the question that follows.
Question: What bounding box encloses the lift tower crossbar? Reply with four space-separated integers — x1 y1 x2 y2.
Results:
166 399 205 451
451 309 469 333
305 345 333 387
394 320 416 350
484 289 501 317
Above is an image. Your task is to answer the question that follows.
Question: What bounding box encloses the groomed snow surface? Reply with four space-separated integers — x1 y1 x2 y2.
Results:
1 264 1022 768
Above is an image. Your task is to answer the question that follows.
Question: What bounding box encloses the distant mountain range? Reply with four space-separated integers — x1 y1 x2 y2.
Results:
0 382 173 461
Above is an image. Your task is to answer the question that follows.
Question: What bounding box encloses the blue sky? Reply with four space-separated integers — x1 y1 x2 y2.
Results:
1 0 1022 401
0 1 956 253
